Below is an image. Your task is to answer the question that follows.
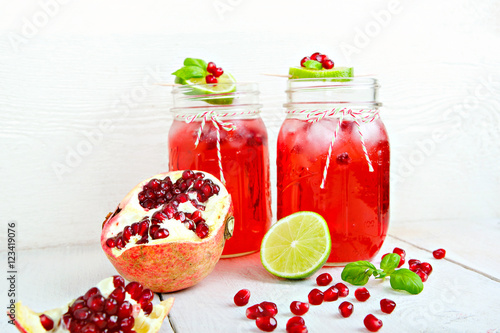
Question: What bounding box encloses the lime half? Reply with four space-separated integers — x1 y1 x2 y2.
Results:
176 73 237 105
260 211 331 279
289 66 353 79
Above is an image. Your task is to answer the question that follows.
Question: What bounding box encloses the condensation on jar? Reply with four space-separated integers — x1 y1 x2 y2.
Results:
277 78 390 264
169 83 272 257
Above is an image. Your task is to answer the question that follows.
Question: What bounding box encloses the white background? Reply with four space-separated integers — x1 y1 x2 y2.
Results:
1 0 500 252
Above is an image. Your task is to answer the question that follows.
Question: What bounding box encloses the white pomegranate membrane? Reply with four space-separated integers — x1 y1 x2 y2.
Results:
105 170 227 252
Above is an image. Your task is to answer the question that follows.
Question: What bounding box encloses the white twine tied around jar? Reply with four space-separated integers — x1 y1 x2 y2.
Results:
182 110 260 184
287 108 380 189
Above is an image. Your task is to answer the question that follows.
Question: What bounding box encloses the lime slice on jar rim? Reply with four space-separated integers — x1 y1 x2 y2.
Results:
289 66 354 79
260 211 332 279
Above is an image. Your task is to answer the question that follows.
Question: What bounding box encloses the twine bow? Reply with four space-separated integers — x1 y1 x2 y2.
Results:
184 110 238 184
293 108 379 189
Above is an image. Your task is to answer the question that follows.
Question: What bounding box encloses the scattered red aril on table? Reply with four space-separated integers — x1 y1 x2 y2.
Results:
256 316 277 332
338 301 354 318
260 301 278 317
324 286 339 302
308 289 324 305
419 262 433 275
433 248 446 259
393 247 406 267
290 301 309 316
246 304 265 319
234 289 251 306
286 316 305 330
288 324 308 333
364 314 383 332
334 283 349 297
380 298 396 314
415 269 429 282
408 259 421 272
354 287 370 302
316 272 333 286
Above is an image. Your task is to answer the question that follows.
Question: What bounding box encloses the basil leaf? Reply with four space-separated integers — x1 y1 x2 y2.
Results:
303 60 322 70
390 269 424 294
341 261 377 286
183 58 207 70
171 66 205 81
374 269 387 279
380 253 401 275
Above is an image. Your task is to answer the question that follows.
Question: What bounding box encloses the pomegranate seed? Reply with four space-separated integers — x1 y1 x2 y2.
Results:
195 172 205 179
110 286 126 303
195 222 209 239
69 299 85 314
354 287 370 302
81 323 97 333
212 184 220 194
246 304 264 319
138 220 150 237
260 301 278 317
191 210 203 222
125 282 143 301
206 75 218 84
415 268 428 282
336 152 351 164
324 286 339 302
364 314 383 332
433 248 446 259
106 238 116 248
316 272 332 286
194 179 203 190
117 301 133 319
120 316 135 331
90 312 107 329
74 307 91 320
142 301 153 315
338 301 353 318
380 298 396 314
213 67 224 77
84 287 100 301
286 316 305 330
290 301 309 315
152 211 167 222
201 184 212 197
113 275 125 288
233 289 251 306
182 170 194 180
207 62 217 74
174 211 186 221
115 236 125 249
177 193 189 204
288 324 308 333
107 315 119 330
87 294 105 312
310 52 321 61
183 220 195 230
420 262 433 275
122 226 133 242
307 288 324 305
408 259 421 271
393 247 406 267
256 316 277 332
39 314 54 330
139 289 154 306
149 225 160 238
104 297 119 315
62 313 72 327
316 54 327 62
153 228 169 239
131 222 139 235
322 59 334 69
334 283 349 297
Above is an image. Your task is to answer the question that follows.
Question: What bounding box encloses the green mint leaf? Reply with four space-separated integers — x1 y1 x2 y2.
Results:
380 253 401 275
183 58 208 70
341 261 377 286
303 60 323 70
172 66 205 81
390 268 424 294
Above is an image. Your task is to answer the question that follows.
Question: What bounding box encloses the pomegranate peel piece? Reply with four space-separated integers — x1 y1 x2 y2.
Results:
101 170 233 293
9 276 174 333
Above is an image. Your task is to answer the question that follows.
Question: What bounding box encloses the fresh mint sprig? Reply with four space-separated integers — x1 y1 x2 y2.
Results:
341 254 424 295
172 57 207 81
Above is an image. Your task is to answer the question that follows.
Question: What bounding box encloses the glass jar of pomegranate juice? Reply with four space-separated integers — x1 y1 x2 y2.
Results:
277 78 390 264
169 83 272 257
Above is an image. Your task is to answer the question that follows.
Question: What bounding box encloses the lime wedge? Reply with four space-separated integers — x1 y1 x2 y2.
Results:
260 211 331 279
176 73 237 105
289 66 353 79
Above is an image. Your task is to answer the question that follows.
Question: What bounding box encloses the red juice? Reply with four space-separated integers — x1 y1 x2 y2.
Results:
169 117 272 257
277 117 390 264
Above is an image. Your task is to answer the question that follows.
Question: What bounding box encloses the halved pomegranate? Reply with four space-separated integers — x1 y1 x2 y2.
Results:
101 170 233 293
10 276 173 333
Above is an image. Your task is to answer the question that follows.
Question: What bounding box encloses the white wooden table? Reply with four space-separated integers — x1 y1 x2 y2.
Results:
4 218 499 333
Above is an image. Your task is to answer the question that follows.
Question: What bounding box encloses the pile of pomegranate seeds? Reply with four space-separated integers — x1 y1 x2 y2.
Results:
408 259 433 282
206 61 224 84
300 52 334 69
59 276 153 333
381 247 406 267
244 299 279 332
106 170 220 249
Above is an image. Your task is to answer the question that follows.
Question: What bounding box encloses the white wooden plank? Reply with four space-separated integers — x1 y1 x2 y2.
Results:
0 244 175 333
164 236 500 332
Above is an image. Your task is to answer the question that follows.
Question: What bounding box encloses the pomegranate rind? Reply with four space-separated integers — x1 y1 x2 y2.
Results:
9 297 174 333
101 171 233 293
